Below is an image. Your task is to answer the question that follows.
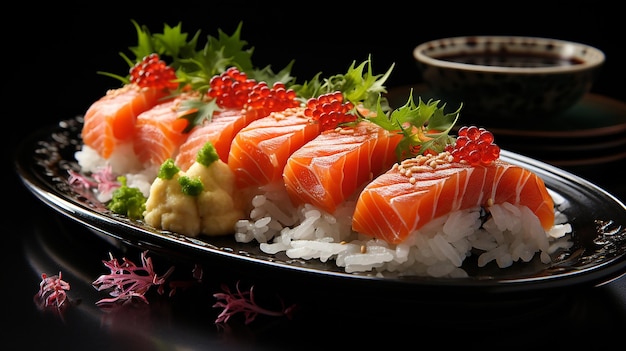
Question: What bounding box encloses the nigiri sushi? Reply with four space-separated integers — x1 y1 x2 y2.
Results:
175 69 300 171
133 92 197 170
81 84 172 161
78 52 181 176
174 108 249 170
351 152 555 244
227 107 321 188
283 120 402 214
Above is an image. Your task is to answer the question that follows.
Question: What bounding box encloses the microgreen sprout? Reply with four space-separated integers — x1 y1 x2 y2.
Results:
36 272 71 309
92 164 121 195
68 164 120 197
37 253 296 325
92 251 175 305
213 281 297 324
68 169 97 189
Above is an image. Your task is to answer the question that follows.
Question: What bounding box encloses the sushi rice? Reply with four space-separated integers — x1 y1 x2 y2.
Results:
233 182 573 278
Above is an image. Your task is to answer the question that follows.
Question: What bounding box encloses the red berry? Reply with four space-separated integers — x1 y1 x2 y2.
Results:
129 53 178 90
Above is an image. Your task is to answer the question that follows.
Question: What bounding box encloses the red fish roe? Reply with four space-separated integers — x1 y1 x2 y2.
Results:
304 91 356 131
207 67 257 108
445 125 500 166
129 53 179 90
207 67 299 113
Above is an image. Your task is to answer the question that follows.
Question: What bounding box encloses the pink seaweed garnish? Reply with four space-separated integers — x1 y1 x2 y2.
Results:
92 164 121 194
34 253 298 325
68 164 120 196
36 271 71 309
213 281 297 324
68 169 98 189
92 251 175 305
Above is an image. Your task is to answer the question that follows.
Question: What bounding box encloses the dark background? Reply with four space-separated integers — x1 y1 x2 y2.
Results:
8 2 625 136
5 2 626 349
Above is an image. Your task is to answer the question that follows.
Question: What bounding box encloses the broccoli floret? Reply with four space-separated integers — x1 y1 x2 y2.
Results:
107 176 146 219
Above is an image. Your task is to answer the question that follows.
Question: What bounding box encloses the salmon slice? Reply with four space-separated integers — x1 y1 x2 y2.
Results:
227 107 320 188
133 93 196 169
283 121 402 214
81 84 171 159
352 153 555 244
175 108 265 171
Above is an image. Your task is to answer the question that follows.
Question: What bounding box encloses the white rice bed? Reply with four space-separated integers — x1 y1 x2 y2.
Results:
234 185 573 278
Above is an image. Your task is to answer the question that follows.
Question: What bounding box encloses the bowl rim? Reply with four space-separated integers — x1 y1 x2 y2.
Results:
413 35 605 74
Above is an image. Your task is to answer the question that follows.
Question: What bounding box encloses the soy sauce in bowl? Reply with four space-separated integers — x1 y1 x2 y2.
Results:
438 53 585 68
413 36 605 119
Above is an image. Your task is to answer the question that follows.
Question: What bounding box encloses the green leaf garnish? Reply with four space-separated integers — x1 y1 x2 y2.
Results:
178 98 221 133
364 89 462 161
295 55 392 108
107 176 146 219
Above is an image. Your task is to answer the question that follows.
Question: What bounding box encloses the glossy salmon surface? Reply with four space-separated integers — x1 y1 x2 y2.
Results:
175 108 266 171
227 107 320 188
81 84 171 159
352 154 555 244
283 121 402 214
133 93 195 169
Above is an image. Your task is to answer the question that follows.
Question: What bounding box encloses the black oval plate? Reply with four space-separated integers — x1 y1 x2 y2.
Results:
14 116 626 297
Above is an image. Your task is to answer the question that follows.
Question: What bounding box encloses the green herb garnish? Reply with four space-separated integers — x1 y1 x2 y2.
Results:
107 176 146 219
178 176 204 196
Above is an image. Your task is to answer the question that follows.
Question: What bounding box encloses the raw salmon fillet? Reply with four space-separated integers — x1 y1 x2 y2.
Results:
352 153 555 244
175 108 265 171
133 93 196 169
283 121 402 214
81 84 171 159
227 107 320 188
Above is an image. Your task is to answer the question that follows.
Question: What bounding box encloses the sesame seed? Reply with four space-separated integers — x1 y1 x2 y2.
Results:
338 127 355 135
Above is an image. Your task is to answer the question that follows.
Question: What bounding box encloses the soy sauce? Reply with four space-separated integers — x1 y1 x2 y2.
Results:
438 53 584 68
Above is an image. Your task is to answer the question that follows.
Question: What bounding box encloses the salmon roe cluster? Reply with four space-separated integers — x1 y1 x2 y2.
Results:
207 67 257 108
445 125 500 166
207 67 299 113
129 53 179 90
304 91 356 131
246 81 299 113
